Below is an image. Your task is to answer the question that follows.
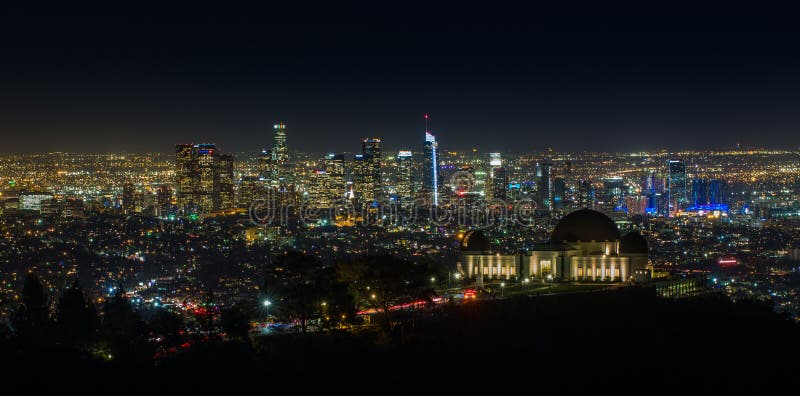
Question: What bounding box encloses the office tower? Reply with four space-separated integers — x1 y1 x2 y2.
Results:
537 161 553 210
237 176 263 208
174 143 230 214
708 179 725 206
195 144 219 212
362 138 382 200
352 154 373 206
488 152 502 167
553 177 566 209
422 116 439 206
578 179 596 209
272 122 288 164
396 151 414 208
176 144 196 211
308 169 331 209
122 182 135 213
602 177 626 209
691 178 708 207
156 185 173 217
491 166 508 201
324 154 346 205
218 154 235 209
258 149 273 180
667 159 687 216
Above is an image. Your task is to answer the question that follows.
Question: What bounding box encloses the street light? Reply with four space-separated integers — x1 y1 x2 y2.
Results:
500 282 505 297
263 299 272 319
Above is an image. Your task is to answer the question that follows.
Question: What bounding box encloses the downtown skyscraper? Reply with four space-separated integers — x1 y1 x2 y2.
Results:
174 143 234 214
667 159 687 217
395 150 414 208
422 115 439 206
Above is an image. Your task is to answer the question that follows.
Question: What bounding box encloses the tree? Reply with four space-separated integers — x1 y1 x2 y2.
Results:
11 273 52 347
100 287 149 365
148 309 185 350
221 303 252 340
55 280 99 348
268 252 352 333
337 255 436 331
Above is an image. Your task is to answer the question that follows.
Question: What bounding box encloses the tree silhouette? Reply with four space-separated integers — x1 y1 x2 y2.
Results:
221 303 252 340
337 255 435 330
55 280 99 348
11 273 51 347
268 252 352 333
149 309 185 350
100 287 149 365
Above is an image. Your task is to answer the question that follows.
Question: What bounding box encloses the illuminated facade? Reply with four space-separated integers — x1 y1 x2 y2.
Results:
174 143 233 213
460 209 650 285
422 131 438 206
527 209 649 282
667 159 687 217
395 151 413 208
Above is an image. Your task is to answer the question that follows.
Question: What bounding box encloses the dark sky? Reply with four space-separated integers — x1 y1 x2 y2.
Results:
2 2 800 154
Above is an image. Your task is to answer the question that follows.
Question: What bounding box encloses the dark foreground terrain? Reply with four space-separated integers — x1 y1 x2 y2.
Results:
3 288 797 394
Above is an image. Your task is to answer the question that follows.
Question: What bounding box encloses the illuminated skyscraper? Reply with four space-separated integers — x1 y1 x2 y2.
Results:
258 149 272 180
422 115 439 206
176 144 196 211
271 122 288 164
708 179 725 206
325 153 346 204
396 151 413 208
362 138 382 200
155 185 173 217
174 143 231 214
553 177 566 209
352 154 373 206
218 154 235 209
691 178 708 207
537 161 553 210
489 153 502 167
122 182 135 214
667 159 687 216
237 176 263 208
195 144 219 212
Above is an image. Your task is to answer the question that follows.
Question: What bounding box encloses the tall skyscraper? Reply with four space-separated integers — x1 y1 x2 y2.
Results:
176 144 196 211
396 151 414 208
553 177 566 209
422 115 439 206
122 182 135 213
667 159 687 217
491 166 508 201
325 153 346 205
362 138 382 201
708 179 725 206
195 144 219 212
174 143 232 214
271 122 288 164
352 154 373 206
691 178 708 207
537 161 553 210
218 154 235 209
155 184 173 217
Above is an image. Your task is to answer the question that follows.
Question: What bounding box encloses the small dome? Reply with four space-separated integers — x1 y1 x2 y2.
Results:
620 231 649 254
461 230 490 252
550 209 621 242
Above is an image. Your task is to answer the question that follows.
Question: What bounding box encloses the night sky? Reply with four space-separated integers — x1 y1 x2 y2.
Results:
2 2 800 154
